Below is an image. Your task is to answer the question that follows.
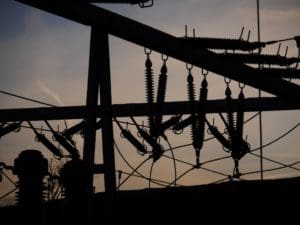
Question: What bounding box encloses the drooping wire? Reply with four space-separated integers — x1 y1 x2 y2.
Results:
0 187 18 201
148 137 177 188
167 167 195 187
117 170 176 187
250 122 300 152
209 177 230 185
148 161 155 188
162 154 194 167
163 154 230 180
165 138 177 187
249 152 300 172
117 155 152 189
159 121 300 183
114 140 171 188
240 161 300 177
163 121 300 183
0 90 69 133
200 166 230 177
0 90 55 107
1 170 17 187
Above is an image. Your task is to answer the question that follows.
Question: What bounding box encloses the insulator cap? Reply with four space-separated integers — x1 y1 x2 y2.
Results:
13 150 48 177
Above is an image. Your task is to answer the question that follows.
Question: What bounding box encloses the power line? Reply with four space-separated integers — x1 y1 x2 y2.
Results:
249 152 300 172
167 167 195 187
251 123 300 152
117 170 177 187
0 90 56 107
0 187 18 201
114 140 172 188
241 161 300 177
165 138 177 187
1 89 300 188
148 161 155 188
117 156 151 189
1 170 17 187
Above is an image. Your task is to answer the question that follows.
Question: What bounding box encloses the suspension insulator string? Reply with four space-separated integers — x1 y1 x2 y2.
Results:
233 84 250 163
144 48 155 135
186 65 200 166
153 55 168 139
236 84 245 142
224 79 235 148
194 74 208 166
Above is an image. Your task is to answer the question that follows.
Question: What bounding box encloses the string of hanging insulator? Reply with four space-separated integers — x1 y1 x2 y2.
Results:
195 78 208 151
186 70 198 151
236 89 245 140
145 54 155 132
153 61 168 138
225 85 235 144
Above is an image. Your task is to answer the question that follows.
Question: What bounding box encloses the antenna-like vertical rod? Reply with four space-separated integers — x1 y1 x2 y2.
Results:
257 0 264 181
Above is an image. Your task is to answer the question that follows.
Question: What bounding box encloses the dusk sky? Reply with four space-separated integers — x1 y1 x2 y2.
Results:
1 0 300 204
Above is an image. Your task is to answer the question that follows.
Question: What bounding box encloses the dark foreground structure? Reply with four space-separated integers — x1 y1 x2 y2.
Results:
1 176 299 225
1 1 300 225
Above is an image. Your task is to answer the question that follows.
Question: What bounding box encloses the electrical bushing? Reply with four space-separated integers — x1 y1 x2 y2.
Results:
13 149 48 225
60 159 90 225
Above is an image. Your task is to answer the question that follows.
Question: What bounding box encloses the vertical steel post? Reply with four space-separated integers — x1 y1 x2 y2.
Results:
97 30 117 193
83 26 101 192
84 25 116 223
97 28 117 223
83 26 114 224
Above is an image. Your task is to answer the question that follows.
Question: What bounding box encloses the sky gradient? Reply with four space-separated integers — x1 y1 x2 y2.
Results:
1 0 300 204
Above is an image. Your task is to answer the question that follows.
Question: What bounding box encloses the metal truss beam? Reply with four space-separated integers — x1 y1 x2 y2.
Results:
1 97 299 122
15 1 300 98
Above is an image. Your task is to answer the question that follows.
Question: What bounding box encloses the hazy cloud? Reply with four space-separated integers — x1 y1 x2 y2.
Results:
36 80 65 106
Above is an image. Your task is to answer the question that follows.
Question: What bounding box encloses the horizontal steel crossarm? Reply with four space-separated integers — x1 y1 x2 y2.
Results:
15 1 300 98
1 97 299 122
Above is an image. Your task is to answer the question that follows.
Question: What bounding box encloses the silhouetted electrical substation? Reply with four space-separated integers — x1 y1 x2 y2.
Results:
1 1 300 224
